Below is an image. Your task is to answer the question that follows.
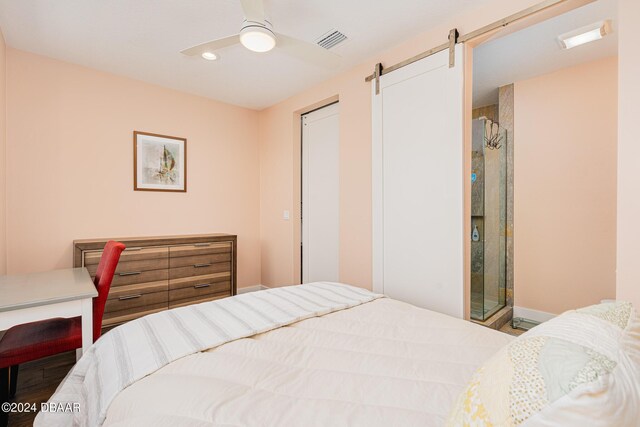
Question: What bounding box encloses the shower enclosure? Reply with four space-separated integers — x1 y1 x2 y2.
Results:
471 118 507 321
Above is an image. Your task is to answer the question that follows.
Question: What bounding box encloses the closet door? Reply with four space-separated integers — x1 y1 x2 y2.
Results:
372 46 464 318
302 102 340 283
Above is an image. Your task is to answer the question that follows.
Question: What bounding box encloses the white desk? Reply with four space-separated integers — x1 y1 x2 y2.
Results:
0 268 97 355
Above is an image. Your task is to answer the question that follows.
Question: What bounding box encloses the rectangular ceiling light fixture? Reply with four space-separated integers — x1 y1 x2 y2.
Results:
558 20 612 50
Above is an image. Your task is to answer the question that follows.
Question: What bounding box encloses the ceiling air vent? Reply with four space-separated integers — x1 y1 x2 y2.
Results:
316 30 348 50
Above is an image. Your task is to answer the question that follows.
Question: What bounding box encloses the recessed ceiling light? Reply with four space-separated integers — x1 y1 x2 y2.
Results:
558 20 612 50
201 51 218 61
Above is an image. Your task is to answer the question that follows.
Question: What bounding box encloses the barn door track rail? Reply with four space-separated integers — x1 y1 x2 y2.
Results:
366 0 595 93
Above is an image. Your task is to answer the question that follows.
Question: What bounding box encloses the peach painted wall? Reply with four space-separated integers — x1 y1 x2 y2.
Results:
0 30 5 275
257 0 550 289
5 49 261 288
616 0 640 309
514 57 618 314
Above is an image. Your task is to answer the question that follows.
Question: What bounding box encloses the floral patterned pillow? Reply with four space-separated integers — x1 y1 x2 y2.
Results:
447 302 640 427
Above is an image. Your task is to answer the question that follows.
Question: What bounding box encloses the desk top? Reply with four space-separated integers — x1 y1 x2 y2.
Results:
0 268 97 312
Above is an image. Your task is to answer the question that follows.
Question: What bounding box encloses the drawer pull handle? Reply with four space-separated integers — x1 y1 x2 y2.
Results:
193 263 212 268
194 243 210 247
194 283 211 289
118 294 142 301
118 271 141 276
124 247 143 251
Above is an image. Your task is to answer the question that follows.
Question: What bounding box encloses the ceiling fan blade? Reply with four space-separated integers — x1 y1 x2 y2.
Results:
180 35 240 56
240 0 265 22
275 33 341 68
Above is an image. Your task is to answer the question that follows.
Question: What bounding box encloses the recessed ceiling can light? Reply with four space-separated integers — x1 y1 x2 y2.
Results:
201 51 218 60
239 24 276 53
558 20 612 50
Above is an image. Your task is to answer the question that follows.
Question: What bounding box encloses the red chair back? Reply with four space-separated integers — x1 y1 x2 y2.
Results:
92 241 126 341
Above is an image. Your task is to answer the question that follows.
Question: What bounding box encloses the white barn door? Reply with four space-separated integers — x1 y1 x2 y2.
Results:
302 102 340 283
372 46 465 318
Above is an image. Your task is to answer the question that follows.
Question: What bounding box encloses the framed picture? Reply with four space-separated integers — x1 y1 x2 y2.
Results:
133 131 187 192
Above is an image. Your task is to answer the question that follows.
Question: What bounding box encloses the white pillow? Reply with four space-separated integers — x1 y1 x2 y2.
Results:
446 301 640 426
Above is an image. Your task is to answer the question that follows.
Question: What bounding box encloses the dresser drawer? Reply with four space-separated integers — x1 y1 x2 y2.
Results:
108 280 168 299
86 257 168 277
169 252 231 268
84 247 168 265
169 262 231 280
170 242 232 258
110 269 169 286
169 292 230 309
169 280 231 302
105 288 168 313
169 272 231 290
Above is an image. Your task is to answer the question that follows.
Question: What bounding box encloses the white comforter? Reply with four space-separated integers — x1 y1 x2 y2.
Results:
102 295 512 426
37 282 384 426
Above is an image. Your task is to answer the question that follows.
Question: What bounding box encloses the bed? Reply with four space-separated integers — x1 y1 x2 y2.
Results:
103 296 511 427
35 282 640 427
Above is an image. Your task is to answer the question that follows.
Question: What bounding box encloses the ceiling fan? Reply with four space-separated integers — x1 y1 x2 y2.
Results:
181 0 341 68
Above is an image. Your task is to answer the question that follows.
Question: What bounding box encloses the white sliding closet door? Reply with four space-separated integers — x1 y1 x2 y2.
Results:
372 46 464 318
302 102 340 283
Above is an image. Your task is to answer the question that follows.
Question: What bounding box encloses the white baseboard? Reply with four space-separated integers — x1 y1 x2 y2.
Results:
238 285 270 294
513 306 556 323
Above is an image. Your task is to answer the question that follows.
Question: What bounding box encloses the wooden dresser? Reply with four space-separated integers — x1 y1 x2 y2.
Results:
73 234 237 329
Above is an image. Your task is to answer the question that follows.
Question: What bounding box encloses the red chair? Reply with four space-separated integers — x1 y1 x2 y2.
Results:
0 240 125 424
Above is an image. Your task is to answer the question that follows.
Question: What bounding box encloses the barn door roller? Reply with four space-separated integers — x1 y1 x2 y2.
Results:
448 29 459 68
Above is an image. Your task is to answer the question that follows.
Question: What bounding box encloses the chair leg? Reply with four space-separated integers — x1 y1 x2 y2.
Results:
0 367 8 427
8 366 18 399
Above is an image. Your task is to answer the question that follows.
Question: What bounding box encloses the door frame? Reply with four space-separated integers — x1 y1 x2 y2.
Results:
458 0 593 318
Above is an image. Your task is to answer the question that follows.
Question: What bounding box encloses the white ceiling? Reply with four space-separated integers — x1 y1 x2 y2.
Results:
0 0 494 110
473 0 618 107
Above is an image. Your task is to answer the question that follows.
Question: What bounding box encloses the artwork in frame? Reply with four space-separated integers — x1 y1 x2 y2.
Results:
134 131 187 192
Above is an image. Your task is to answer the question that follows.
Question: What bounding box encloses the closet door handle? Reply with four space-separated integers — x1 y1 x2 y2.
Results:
118 271 141 276
193 283 210 289
193 263 212 268
194 243 210 247
124 247 143 251
118 294 142 301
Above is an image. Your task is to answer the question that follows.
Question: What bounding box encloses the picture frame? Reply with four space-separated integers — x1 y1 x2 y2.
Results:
133 131 187 192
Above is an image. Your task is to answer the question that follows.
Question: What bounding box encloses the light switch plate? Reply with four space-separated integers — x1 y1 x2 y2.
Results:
283 210 290 220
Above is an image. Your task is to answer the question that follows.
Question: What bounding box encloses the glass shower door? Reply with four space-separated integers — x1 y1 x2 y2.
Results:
471 118 507 321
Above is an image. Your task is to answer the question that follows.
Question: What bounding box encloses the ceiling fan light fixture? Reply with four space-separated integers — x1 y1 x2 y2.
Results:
201 51 218 60
240 24 276 52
